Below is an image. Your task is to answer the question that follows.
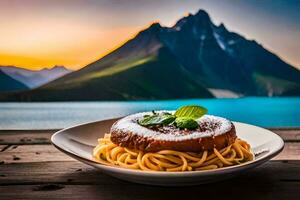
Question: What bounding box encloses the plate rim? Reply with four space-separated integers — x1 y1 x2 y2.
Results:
51 118 284 176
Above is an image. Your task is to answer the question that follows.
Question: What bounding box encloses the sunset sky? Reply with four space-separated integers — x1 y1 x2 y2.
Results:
0 0 299 70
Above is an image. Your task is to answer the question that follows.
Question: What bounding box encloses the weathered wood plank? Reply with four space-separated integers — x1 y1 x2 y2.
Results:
0 142 299 164
270 128 300 141
0 160 299 185
0 130 58 135
0 130 55 145
0 144 74 164
0 129 299 199
1 161 300 200
2 183 299 200
0 128 299 145
275 142 300 160
0 161 120 185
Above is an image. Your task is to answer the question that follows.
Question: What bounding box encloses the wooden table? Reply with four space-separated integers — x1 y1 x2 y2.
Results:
0 128 300 200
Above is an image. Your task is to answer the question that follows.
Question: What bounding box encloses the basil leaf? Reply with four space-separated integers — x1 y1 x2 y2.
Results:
175 117 199 130
138 113 176 126
174 105 207 119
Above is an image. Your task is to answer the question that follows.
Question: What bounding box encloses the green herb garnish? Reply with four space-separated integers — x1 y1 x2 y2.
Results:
175 105 207 119
138 113 176 126
138 105 207 130
175 117 199 130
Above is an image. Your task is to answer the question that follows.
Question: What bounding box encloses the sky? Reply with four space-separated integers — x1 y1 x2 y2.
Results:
0 0 299 70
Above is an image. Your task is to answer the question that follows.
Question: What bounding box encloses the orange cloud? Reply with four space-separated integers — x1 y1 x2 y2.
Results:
0 18 141 70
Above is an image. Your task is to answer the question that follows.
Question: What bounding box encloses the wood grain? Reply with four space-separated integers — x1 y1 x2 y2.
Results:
1 161 300 200
0 160 299 185
0 130 55 145
0 128 300 200
0 144 74 164
0 183 299 200
270 128 300 141
275 142 300 160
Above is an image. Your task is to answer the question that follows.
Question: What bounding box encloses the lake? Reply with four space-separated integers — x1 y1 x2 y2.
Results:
0 97 299 130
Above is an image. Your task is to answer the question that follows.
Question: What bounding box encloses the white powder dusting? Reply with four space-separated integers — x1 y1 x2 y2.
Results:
111 111 232 141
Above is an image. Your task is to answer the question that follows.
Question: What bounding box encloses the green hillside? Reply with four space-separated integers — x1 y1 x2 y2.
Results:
2 47 212 101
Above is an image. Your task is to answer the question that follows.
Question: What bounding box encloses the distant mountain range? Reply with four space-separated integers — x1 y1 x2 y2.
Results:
0 70 28 93
0 65 71 89
1 9 300 101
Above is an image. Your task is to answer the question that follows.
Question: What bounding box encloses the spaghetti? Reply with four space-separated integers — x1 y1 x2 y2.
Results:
93 134 253 171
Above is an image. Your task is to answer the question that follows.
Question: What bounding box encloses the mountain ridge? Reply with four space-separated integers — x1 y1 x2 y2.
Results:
1 9 299 101
0 65 72 88
0 70 28 93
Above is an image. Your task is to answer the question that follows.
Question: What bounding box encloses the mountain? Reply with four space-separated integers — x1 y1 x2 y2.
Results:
0 70 28 93
158 11 300 96
0 65 71 88
1 9 299 101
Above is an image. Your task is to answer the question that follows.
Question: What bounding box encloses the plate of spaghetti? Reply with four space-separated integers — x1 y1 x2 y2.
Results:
51 105 284 186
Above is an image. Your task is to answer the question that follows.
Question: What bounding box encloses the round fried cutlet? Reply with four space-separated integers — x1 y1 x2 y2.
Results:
110 112 237 152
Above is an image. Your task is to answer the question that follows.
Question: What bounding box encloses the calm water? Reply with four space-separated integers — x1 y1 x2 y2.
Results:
0 97 299 130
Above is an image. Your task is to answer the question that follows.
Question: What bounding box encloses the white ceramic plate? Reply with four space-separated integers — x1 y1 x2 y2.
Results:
51 118 284 186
